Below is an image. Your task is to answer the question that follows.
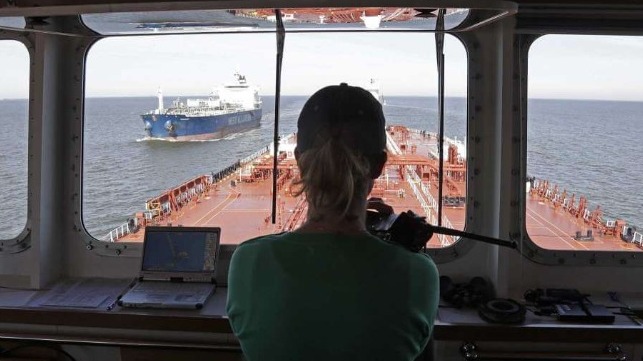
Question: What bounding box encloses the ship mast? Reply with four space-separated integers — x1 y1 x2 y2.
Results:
157 87 164 113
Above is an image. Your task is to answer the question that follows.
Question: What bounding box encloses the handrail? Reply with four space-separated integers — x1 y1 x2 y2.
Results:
531 177 639 239
633 232 643 246
101 134 291 242
386 129 457 246
240 146 269 165
104 217 139 242
282 196 307 231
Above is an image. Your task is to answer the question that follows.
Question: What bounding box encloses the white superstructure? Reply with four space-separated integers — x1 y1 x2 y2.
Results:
366 78 385 104
215 72 262 110
149 71 262 117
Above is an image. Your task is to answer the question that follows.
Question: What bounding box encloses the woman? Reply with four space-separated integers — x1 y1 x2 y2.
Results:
227 83 439 360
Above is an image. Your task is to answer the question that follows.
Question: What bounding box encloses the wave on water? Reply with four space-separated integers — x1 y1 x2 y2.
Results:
223 133 242 141
136 136 224 143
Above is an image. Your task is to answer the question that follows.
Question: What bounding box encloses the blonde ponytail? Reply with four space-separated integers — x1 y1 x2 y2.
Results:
293 138 372 219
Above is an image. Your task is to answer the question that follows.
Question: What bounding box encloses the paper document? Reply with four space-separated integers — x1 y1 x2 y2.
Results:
37 278 132 308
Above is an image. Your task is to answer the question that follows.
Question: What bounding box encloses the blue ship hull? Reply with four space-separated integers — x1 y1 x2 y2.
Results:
141 109 262 141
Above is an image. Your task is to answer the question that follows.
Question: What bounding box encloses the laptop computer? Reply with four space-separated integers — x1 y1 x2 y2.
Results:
118 226 221 310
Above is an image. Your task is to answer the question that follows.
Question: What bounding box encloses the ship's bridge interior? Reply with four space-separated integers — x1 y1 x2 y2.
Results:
1 0 643 360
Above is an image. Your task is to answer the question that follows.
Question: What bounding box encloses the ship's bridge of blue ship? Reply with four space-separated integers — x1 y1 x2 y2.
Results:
1 0 643 359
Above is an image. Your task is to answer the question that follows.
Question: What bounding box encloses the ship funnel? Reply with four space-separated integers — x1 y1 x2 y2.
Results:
157 87 164 113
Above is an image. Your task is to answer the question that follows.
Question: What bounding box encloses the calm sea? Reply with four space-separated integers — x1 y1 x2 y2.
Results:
0 96 641 239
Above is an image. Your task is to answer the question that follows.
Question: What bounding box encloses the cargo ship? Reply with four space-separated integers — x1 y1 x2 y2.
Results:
105 125 642 252
140 71 262 141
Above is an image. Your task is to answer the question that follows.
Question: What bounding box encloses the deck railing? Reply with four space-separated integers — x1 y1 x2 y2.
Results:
104 217 139 242
387 130 458 247
406 173 431 213
238 133 295 167
388 131 432 215
100 136 294 243
385 131 402 155
439 216 456 247
282 197 308 231
240 146 269 166
633 231 643 246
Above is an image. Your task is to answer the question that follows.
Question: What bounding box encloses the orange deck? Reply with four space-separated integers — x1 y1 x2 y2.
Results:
116 126 639 252
526 195 639 251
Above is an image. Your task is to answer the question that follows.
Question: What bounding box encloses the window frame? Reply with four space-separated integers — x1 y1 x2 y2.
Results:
519 33 643 267
0 33 33 253
77 23 473 262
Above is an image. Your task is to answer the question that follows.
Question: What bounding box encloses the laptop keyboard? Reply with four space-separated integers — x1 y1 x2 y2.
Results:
132 281 213 296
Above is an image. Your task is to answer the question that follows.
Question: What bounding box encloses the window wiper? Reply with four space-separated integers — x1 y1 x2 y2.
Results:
435 8 445 229
271 9 285 224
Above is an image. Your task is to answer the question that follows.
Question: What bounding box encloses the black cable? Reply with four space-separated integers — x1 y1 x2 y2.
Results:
0 342 77 361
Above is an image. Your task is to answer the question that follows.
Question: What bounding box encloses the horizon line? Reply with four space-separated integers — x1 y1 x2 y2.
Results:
2 95 643 102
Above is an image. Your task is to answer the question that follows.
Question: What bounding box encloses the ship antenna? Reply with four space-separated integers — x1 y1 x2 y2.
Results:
157 87 164 113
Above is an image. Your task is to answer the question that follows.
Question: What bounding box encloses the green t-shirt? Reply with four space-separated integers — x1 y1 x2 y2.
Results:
226 231 439 361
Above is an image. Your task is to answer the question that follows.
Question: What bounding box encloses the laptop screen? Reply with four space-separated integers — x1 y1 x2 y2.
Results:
142 227 220 273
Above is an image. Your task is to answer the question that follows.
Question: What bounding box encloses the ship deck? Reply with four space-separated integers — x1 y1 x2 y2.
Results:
116 126 640 252
526 195 639 251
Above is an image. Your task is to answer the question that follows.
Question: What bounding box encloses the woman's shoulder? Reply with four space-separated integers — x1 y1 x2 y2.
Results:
380 240 439 277
236 232 288 250
405 249 439 272
410 252 439 279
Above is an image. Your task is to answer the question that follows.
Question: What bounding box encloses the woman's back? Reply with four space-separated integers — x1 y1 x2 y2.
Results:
227 84 440 360
227 232 439 360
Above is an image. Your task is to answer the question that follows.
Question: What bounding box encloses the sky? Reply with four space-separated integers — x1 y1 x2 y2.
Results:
1 33 643 100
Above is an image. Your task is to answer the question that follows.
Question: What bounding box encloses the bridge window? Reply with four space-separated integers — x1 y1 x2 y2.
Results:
0 17 25 29
83 31 466 249
527 35 643 252
0 40 29 240
83 34 275 244
281 32 467 249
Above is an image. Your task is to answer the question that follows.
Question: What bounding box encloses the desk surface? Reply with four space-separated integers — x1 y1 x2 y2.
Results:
0 279 234 348
435 307 643 343
0 279 642 346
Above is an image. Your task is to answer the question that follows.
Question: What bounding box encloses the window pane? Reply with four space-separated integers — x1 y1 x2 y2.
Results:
527 35 643 251
84 32 466 248
82 10 275 35
279 33 466 249
0 41 29 239
84 34 275 244
0 17 25 29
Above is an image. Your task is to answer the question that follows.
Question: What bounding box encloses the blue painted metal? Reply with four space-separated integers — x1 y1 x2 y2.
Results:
141 109 262 141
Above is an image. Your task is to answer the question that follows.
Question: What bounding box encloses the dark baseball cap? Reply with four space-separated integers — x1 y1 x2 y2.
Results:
296 83 386 155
